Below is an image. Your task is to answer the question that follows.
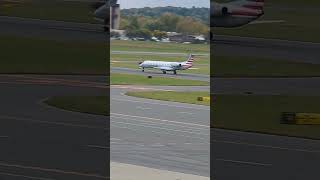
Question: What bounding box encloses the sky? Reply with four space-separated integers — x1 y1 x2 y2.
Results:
118 0 210 9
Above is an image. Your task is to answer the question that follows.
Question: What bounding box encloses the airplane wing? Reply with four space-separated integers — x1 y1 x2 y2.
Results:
154 67 174 71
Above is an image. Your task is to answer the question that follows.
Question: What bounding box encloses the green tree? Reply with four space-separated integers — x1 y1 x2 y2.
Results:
126 28 152 39
153 30 167 39
127 16 140 30
119 18 129 30
176 17 209 35
158 13 181 32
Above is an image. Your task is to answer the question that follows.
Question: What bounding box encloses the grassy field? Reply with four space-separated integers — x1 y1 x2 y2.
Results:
126 91 210 106
0 0 96 23
0 36 107 74
111 40 320 77
213 1 320 42
111 73 209 86
213 95 320 139
44 96 108 116
213 55 320 77
111 40 209 53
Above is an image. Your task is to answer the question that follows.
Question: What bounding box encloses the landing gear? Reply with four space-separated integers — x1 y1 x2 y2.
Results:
142 67 144 72
173 70 177 75
162 71 166 74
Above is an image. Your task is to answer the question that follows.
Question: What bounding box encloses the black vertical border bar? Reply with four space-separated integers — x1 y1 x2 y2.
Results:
210 0 213 179
107 2 111 179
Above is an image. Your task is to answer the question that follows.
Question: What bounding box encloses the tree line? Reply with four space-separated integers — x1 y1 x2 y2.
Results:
118 7 209 40
121 6 209 25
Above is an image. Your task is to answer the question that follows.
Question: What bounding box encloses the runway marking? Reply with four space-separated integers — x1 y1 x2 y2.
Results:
0 16 102 27
219 34 320 45
0 115 107 130
136 106 152 110
167 143 177 145
111 124 209 142
212 139 320 153
112 85 173 92
111 113 208 128
215 158 272 167
178 112 194 115
151 143 165 147
111 138 121 141
110 120 209 136
0 161 108 179
111 113 208 131
111 141 122 144
0 80 107 89
0 75 107 88
0 172 55 180
112 98 209 110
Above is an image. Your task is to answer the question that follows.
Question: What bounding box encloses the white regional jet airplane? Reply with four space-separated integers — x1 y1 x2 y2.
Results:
138 54 195 75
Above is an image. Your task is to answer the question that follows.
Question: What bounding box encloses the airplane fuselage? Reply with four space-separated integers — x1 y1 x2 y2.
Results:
211 0 264 28
138 54 195 74
139 61 190 70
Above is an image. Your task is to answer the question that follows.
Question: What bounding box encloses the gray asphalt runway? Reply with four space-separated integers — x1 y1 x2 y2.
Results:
213 35 320 64
111 67 210 82
2 15 320 179
110 86 210 176
0 75 210 178
212 128 320 180
0 75 108 179
213 77 320 96
111 83 320 179
1 75 320 179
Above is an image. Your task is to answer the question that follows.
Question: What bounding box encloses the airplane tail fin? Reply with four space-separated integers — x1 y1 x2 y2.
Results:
183 54 195 67
229 0 265 17
240 0 264 10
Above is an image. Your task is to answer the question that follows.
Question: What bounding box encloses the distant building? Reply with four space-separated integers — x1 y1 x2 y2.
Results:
110 0 120 30
168 33 206 43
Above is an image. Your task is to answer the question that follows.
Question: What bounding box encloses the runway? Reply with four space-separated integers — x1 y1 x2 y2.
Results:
213 77 320 96
1 75 320 179
2 15 320 179
0 75 108 179
1 15 320 65
212 128 320 180
111 67 210 82
0 75 210 178
110 86 210 176
213 35 320 64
